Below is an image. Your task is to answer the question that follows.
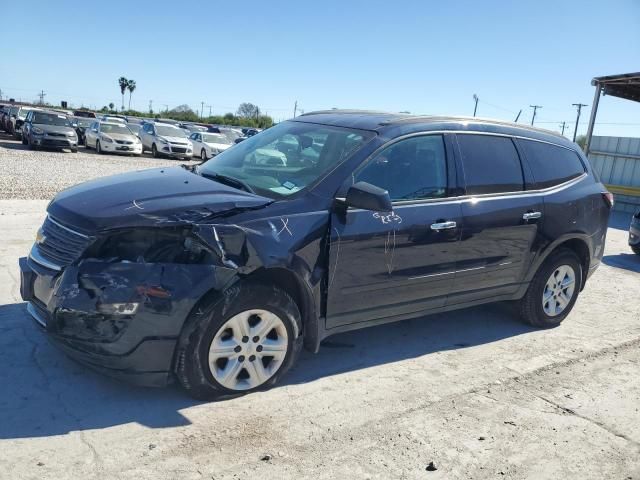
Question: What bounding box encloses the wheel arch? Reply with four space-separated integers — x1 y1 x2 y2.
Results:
530 236 592 291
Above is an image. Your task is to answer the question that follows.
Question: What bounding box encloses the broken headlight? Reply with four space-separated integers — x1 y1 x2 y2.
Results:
83 228 215 264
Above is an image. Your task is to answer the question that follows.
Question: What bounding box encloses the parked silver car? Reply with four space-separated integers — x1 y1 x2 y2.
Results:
85 121 143 155
139 122 193 159
22 110 78 152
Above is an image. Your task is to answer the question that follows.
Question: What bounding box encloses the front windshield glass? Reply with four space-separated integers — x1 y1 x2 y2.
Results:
33 113 71 126
202 133 231 145
156 125 187 138
198 121 374 198
101 124 132 135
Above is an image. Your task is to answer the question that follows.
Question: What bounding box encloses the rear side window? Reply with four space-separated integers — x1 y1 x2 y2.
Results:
457 134 524 195
518 139 586 189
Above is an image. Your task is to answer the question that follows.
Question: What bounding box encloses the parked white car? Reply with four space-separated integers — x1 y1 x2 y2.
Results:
139 122 193 159
85 121 143 156
189 131 233 160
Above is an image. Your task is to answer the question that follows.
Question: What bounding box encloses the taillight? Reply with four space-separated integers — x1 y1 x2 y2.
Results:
602 191 614 209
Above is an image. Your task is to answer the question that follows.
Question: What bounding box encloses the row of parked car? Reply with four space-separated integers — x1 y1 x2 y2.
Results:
0 104 262 160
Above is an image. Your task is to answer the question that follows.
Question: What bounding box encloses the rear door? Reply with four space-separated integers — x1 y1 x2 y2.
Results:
448 133 544 304
326 133 462 329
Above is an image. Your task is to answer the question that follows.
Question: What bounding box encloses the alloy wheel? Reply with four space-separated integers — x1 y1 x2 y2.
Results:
542 264 576 317
208 309 288 391
201 149 207 161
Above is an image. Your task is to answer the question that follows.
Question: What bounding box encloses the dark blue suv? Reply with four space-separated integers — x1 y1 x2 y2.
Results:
19 111 612 399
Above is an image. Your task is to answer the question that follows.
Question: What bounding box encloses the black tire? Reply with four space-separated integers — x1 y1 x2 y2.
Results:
71 148 78 153
152 143 158 158
175 282 303 401
632 245 640 256
520 248 582 328
21 134 27 145
96 140 102 154
200 148 207 161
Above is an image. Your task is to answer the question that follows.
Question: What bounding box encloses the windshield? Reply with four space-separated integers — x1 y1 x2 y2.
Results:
202 133 231 145
33 113 71 126
74 118 93 127
198 121 374 198
101 124 132 135
156 125 187 138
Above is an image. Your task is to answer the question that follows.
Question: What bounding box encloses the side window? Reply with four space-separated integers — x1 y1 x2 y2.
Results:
457 135 523 195
355 135 448 201
518 139 585 189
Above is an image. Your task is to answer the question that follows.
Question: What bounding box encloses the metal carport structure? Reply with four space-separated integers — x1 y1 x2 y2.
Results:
584 72 640 155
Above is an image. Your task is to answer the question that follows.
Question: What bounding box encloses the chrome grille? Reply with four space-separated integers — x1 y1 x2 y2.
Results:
34 216 91 269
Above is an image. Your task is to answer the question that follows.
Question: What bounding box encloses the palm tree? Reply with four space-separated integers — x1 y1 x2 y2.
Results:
118 77 128 111
127 79 136 111
108 102 115 112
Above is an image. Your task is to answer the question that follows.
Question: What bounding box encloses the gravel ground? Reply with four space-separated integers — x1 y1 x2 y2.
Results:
0 132 199 200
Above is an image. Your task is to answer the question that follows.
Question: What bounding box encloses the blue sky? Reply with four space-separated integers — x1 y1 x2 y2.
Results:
1 0 639 137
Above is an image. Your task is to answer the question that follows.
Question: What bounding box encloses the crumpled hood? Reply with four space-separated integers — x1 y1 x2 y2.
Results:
47 167 272 232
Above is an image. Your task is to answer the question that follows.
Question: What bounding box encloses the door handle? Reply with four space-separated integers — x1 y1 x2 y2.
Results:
522 211 542 220
430 221 457 231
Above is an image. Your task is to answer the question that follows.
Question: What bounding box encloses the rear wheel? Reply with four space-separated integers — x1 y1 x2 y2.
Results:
175 283 302 400
520 248 582 328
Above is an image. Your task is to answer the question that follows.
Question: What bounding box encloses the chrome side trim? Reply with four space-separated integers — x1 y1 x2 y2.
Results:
47 215 90 239
408 265 486 281
26 302 47 328
29 245 62 271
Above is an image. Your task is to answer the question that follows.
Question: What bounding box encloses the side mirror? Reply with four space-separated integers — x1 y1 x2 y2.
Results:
343 181 392 212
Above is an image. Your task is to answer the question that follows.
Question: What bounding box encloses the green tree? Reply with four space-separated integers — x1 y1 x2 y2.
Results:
118 77 128 110
236 102 260 119
108 102 115 112
575 135 587 151
127 80 136 110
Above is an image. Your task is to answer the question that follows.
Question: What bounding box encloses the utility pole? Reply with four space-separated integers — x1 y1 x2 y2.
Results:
472 94 479 117
560 121 568 136
529 105 542 126
200 102 204 119
38 90 46 105
514 110 522 123
149 100 153 113
206 105 212 117
571 103 588 142
0 88 3 101
293 100 298 118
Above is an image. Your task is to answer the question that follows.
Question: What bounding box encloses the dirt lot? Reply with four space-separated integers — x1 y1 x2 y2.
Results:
1 138 639 479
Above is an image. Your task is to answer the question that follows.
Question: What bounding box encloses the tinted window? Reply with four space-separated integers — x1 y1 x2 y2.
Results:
356 135 448 201
457 135 523 195
518 139 585 189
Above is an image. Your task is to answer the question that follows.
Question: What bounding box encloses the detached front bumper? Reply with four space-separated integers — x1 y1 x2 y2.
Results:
19 254 234 387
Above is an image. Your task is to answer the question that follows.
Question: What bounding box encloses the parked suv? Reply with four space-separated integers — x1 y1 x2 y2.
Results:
630 210 640 255
22 110 78 152
139 121 193 159
19 111 611 399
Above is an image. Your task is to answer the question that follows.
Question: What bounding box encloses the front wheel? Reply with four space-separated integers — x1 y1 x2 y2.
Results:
152 143 158 158
175 283 302 400
519 248 582 328
200 149 207 161
96 140 102 154
632 245 640 255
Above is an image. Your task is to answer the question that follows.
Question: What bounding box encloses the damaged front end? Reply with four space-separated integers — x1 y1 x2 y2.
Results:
20 222 238 386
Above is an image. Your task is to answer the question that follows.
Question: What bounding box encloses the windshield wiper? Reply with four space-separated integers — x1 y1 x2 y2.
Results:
198 169 255 194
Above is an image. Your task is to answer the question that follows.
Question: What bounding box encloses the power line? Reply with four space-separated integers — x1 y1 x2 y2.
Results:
529 105 542 126
571 103 588 142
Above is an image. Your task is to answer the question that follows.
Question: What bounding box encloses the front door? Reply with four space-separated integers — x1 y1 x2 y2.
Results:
326 133 462 329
